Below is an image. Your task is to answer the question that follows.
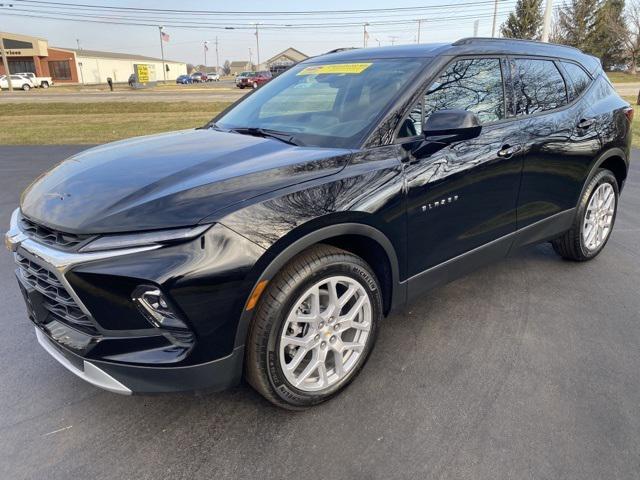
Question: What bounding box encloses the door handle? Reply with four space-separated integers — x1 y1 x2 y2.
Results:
577 118 596 129
497 144 522 158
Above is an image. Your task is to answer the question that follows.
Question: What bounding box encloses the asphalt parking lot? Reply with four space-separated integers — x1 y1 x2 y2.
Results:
1 146 639 480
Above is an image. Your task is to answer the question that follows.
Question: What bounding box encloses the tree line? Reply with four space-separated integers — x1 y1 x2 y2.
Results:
501 0 640 72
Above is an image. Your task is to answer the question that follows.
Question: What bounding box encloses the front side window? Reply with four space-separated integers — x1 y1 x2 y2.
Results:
512 59 568 115
217 59 425 148
424 58 505 124
561 61 591 101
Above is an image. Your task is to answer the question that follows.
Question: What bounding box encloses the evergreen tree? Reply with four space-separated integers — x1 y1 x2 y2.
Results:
555 0 628 69
587 0 627 69
501 0 544 39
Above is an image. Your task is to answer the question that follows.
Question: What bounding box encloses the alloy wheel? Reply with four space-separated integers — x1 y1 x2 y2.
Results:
582 182 616 251
278 276 372 392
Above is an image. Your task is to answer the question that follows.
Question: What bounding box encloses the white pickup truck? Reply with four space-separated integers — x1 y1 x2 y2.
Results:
15 72 53 88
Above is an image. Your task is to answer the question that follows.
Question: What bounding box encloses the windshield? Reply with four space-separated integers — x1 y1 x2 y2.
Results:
216 59 425 148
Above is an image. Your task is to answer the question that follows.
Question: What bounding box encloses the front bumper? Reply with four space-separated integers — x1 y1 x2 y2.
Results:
35 327 244 394
6 209 263 394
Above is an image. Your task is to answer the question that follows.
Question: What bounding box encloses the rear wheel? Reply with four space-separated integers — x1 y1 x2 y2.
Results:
245 244 382 409
252 82 258 89
552 168 618 261
41 81 49 88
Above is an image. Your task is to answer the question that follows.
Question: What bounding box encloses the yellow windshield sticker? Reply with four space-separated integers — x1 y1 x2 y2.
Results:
297 63 372 75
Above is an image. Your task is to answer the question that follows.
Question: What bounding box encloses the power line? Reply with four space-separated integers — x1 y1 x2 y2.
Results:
0 7 518 30
12 0 517 16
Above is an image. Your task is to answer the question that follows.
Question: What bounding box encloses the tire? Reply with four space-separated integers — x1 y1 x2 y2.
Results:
551 168 619 261
238 85 245 89
245 244 382 409
41 81 49 88
22 84 30 91
252 82 258 89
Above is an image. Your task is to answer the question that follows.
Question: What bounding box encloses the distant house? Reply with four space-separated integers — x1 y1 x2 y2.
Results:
264 47 308 75
229 61 252 76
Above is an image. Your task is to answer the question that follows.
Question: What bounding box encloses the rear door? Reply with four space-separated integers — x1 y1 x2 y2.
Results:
400 56 524 278
509 57 599 229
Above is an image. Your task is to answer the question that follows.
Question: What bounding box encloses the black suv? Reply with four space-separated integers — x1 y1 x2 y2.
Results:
6 38 632 409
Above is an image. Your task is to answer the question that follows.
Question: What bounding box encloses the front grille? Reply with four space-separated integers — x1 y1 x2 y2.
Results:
16 253 98 335
19 215 89 250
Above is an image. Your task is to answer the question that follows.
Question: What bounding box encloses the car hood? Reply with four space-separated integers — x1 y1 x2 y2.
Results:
20 129 351 234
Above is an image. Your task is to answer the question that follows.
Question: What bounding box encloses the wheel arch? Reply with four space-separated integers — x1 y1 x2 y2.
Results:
588 147 629 193
232 221 405 349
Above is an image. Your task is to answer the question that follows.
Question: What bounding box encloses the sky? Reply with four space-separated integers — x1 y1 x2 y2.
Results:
0 0 540 66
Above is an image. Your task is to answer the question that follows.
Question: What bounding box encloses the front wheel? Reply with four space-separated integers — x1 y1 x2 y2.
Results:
252 82 258 89
245 244 382 409
552 168 618 261
22 84 30 91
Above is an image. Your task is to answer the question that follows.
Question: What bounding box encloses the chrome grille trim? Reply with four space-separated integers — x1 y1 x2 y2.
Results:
16 252 97 333
19 215 90 250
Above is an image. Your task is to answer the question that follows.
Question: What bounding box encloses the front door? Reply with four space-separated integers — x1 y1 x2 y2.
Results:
400 57 524 280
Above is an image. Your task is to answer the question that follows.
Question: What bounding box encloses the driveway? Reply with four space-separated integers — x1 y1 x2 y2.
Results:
1 146 639 480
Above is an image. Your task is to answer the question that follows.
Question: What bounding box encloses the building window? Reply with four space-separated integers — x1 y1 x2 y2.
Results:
9 59 36 73
3 38 33 49
49 60 71 80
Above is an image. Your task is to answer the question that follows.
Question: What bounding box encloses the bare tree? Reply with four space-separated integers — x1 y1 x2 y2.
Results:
624 1 640 73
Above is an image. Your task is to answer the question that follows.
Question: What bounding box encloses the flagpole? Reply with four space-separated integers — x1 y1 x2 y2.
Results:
158 25 167 82
204 41 208 68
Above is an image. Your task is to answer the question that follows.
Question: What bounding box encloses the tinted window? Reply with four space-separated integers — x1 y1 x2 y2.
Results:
424 58 505 124
513 59 567 115
562 62 591 101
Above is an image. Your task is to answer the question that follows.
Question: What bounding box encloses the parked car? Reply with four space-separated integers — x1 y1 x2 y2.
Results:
0 74 34 91
235 70 272 89
6 39 632 409
14 72 53 88
190 72 208 83
206 73 220 82
176 74 193 84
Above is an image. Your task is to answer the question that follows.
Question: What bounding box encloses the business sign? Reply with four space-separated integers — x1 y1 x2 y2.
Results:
135 64 150 83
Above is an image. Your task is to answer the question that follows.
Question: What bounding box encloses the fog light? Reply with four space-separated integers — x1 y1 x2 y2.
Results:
132 286 189 330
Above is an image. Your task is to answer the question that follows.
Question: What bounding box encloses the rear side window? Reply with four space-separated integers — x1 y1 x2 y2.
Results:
512 59 567 115
561 62 591 101
424 58 505 124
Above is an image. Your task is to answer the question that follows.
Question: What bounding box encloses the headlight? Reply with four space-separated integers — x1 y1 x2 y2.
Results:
79 224 210 252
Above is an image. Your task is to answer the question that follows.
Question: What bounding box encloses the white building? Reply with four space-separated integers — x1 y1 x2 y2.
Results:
73 49 187 84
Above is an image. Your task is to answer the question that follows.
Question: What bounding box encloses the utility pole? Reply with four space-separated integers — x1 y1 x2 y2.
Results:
158 26 167 82
249 47 253 70
389 35 399 46
76 38 81 51
363 23 370 48
215 36 220 75
204 41 208 67
491 0 499 37
541 0 553 42
416 19 423 43
473 19 479 36
0 37 13 92
253 23 260 68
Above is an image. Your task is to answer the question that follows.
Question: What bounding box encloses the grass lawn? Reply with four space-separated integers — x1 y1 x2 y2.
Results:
0 102 230 145
605 71 640 83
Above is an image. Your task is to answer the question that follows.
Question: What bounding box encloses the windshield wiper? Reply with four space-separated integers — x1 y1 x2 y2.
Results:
230 127 302 146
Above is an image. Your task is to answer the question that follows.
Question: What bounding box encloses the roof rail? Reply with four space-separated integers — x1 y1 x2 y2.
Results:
324 47 359 54
453 37 582 53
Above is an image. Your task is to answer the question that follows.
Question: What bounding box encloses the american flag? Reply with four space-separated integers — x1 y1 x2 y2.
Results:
161 31 170 42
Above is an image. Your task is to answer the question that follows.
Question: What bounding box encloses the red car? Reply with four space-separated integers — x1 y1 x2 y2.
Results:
235 70 272 89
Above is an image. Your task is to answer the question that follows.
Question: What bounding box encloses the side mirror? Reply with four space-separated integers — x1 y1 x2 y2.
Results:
422 109 482 144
